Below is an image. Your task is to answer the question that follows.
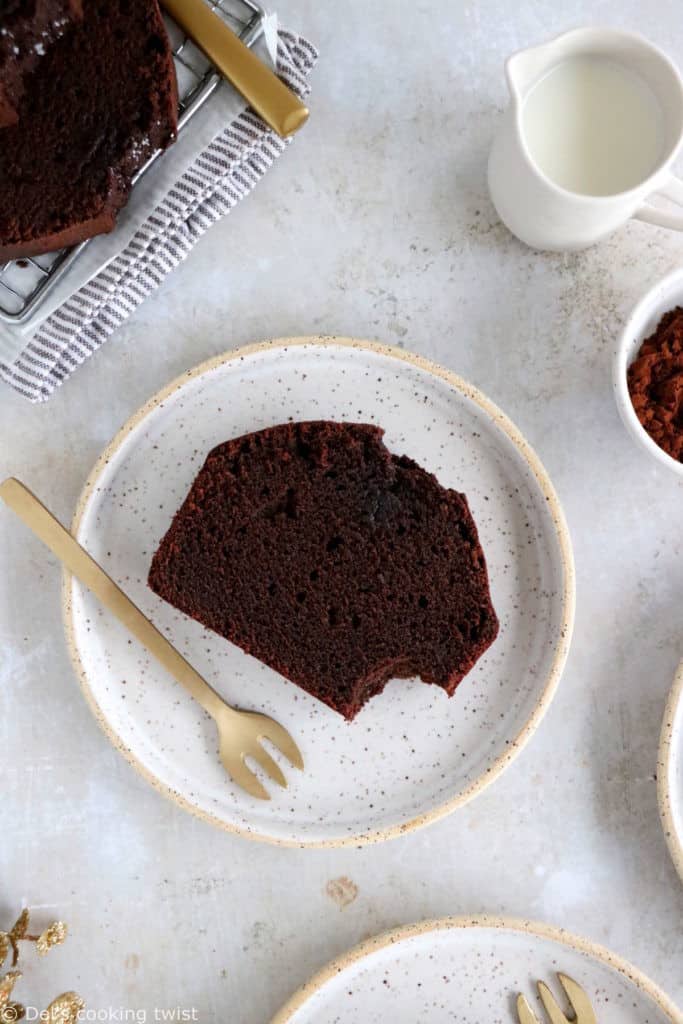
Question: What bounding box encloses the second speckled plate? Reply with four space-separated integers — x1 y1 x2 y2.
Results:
658 659 683 884
270 917 681 1023
64 338 575 846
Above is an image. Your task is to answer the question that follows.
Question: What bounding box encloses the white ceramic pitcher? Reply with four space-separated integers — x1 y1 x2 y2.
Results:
488 27 683 251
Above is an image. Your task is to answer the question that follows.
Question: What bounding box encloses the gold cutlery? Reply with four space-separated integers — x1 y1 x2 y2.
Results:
517 974 597 1024
0 477 303 800
162 0 309 138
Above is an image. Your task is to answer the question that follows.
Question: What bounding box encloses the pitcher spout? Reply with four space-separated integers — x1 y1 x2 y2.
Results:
505 42 555 106
505 27 600 106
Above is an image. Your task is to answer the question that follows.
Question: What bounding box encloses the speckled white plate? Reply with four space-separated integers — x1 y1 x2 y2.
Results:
658 659 683 883
64 338 574 846
270 917 682 1023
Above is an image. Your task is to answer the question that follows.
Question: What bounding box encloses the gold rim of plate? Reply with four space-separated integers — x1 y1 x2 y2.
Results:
658 658 683 883
268 915 683 1023
62 336 576 848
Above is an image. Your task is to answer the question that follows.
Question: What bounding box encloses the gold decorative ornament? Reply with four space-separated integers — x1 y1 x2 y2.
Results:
0 910 81 1024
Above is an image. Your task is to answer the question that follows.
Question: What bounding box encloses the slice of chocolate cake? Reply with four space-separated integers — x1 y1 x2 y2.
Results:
0 0 83 128
149 421 499 721
0 0 178 259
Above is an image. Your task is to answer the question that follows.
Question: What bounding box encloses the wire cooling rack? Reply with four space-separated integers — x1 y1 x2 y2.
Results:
0 0 265 326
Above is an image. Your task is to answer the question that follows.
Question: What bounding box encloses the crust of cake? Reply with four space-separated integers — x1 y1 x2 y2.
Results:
0 209 117 260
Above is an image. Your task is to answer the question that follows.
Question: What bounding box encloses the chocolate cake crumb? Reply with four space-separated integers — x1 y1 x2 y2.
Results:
148 421 499 720
0 0 83 128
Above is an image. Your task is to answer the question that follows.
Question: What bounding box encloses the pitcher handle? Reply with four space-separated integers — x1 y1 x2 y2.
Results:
634 175 683 231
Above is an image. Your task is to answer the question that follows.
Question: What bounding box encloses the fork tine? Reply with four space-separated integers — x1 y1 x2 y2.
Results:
537 982 570 1024
227 755 271 800
517 994 541 1024
558 975 596 1024
249 743 288 789
261 720 304 771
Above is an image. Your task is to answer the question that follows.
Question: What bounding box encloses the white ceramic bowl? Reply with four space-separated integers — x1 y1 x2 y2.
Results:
613 266 683 477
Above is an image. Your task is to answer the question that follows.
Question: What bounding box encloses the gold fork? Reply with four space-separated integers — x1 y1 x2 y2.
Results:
0 477 303 800
162 0 309 138
517 974 597 1024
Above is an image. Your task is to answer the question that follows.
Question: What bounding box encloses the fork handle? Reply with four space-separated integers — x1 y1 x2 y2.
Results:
0 478 229 722
161 0 309 138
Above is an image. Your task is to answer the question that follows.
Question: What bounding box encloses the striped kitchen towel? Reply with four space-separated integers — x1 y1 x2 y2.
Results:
0 28 317 402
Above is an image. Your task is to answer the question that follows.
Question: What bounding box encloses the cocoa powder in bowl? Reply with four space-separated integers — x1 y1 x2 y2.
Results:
627 306 683 463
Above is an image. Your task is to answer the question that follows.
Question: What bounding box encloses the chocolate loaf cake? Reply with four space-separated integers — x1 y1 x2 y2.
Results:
149 421 499 720
0 0 83 128
0 0 178 259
